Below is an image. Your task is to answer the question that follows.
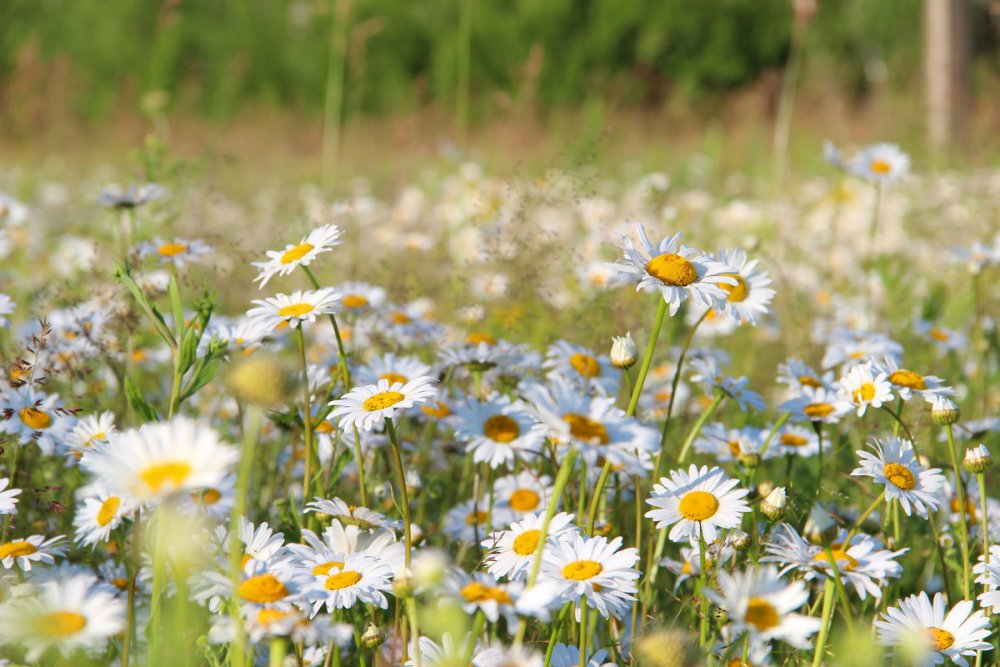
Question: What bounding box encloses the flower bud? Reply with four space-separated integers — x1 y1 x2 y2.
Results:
738 450 761 470
930 396 960 425
804 504 837 544
756 480 775 500
392 573 415 599
412 549 450 589
225 355 295 407
728 530 750 551
635 628 696 667
964 444 993 474
760 487 787 521
361 622 386 649
610 332 638 369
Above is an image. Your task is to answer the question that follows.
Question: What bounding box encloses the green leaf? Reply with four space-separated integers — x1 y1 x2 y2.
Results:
125 376 159 423
167 273 185 339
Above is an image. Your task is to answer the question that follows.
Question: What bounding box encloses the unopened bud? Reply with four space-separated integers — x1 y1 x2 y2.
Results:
225 354 295 407
728 530 750 551
610 332 638 369
756 480 775 500
713 607 729 625
635 628 696 667
412 549 449 589
738 450 761 470
361 622 386 649
964 444 993 474
804 504 837 544
760 487 787 521
930 396 960 425
392 574 415 599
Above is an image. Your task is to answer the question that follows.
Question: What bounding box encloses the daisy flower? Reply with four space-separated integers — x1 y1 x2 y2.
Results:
445 570 521 624
247 288 342 332
336 281 386 312
839 361 894 416
778 385 851 424
73 488 136 547
543 340 621 396
96 182 166 208
0 534 67 570
693 423 763 463
0 478 20 515
0 385 75 455
302 552 393 613
914 320 967 354
64 411 116 460
252 223 343 288
762 523 906 600
875 592 991 666
138 237 213 267
329 376 437 431
443 498 502 544
81 416 239 505
852 436 946 518
776 358 835 394
710 247 775 325
223 519 287 567
707 565 821 649
848 143 910 184
765 424 822 459
482 512 577 581
539 533 640 620
452 396 545 469
492 472 554 525
870 357 953 402
611 223 738 315
548 644 615 667
821 328 903 370
0 574 125 661
646 465 751 544
688 357 766 412
290 521 405 577
973 546 1000 614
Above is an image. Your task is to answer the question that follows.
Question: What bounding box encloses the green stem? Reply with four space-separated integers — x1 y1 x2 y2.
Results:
385 418 412 570
844 490 886 544
676 393 725 463
578 600 588 667
625 300 668 417
978 472 990 564
811 578 837 667
229 405 262 667
269 638 287 667
121 509 141 667
945 424 972 599
586 462 612 535
296 326 316 507
697 527 710 648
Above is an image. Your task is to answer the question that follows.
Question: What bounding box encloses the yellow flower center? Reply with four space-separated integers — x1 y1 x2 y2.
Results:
461 582 512 604
852 383 876 403
929 328 950 342
0 541 37 559
201 488 222 505
465 332 496 346
888 369 927 390
362 391 405 412
562 560 603 581
508 489 540 512
727 440 742 457
97 497 121 527
280 242 314 264
421 402 451 418
379 372 409 385
325 570 362 590
312 561 346 576
645 253 698 286
238 573 289 603
924 627 955 651
745 598 779 630
569 353 601 378
465 511 489 526
112 577 129 590
158 242 188 257
562 413 609 444
138 461 192 494
512 530 540 556
883 463 916 490
19 407 52 430
257 609 292 625
869 159 892 174
798 375 822 388
812 548 858 571
277 303 314 318
803 402 834 419
678 490 720 521
483 415 520 443
38 611 87 637
719 273 748 302
314 420 335 434
391 311 411 325
780 433 808 447
342 294 369 309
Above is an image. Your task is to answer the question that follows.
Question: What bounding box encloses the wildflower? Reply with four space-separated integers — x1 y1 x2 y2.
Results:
482 512 577 581
539 533 640 620
73 488 136 547
760 487 787 522
252 223 343 288
610 332 637 369
0 534 66 570
302 552 393 612
852 436 945 518
930 395 961 426
848 143 910 184
779 386 851 424
611 223 737 315
710 247 775 325
96 183 165 209
446 571 521 624
329 376 437 431
963 444 992 474
707 565 821 649
0 478 20 515
138 237 212 267
839 362 894 416
646 465 751 544
451 396 544 469
875 592 991 666
247 288 342 332
544 340 620 395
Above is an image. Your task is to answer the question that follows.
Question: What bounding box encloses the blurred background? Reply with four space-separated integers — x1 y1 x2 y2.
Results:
2 0 999 187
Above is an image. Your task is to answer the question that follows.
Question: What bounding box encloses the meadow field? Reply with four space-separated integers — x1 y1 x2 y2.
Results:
3 2 1000 666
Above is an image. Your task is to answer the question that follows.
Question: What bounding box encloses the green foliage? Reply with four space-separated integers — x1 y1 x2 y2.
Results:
0 0 979 120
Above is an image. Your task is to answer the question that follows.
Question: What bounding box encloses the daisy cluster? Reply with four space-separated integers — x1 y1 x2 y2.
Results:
0 141 997 666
